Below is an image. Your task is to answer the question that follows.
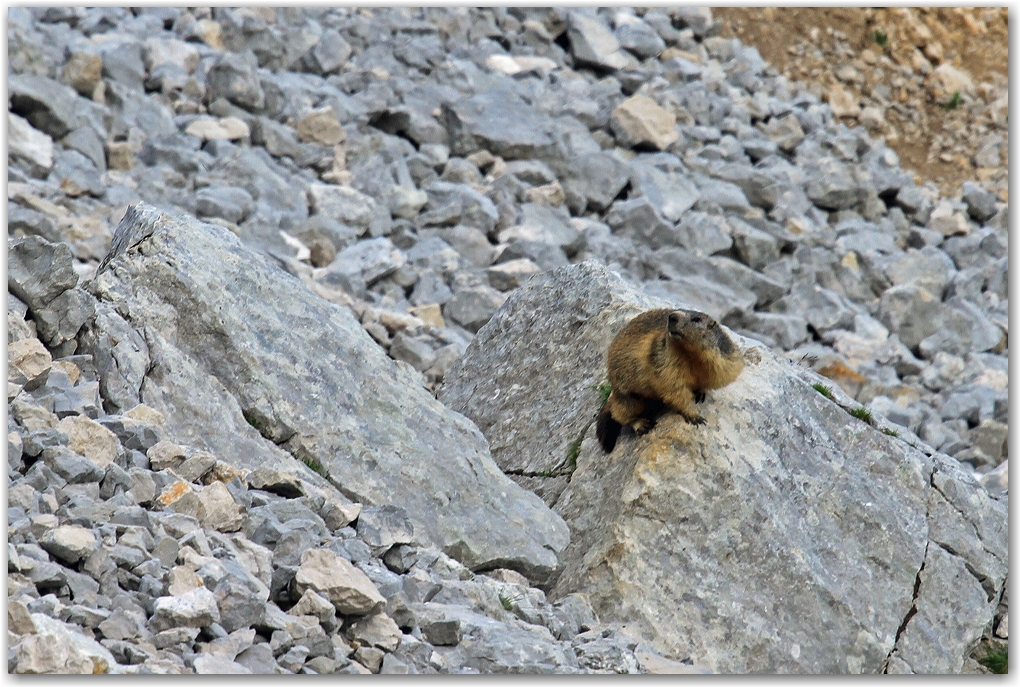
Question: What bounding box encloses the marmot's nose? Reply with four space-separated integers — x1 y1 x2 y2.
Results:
668 312 679 325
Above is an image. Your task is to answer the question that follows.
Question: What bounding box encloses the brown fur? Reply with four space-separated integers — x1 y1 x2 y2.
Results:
596 308 744 452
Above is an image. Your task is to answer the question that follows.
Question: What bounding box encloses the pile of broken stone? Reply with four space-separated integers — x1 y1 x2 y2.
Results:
7 6 1007 674
8 273 668 673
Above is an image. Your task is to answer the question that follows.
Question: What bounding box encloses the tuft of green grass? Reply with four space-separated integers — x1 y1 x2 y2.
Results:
243 409 265 433
882 427 900 438
596 381 612 406
565 437 582 472
872 29 889 48
498 589 514 612
812 383 834 400
943 91 962 110
850 406 873 423
301 456 328 478
978 647 1007 674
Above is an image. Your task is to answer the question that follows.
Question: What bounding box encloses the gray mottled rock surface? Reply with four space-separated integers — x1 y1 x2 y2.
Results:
443 263 1006 673
84 204 567 581
5 5 1008 675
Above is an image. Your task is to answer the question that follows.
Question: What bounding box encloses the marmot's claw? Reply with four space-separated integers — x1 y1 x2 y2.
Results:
686 415 706 426
632 418 656 434
693 390 706 403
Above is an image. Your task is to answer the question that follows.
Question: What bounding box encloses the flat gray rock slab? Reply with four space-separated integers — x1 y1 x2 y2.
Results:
441 262 1006 673
86 204 568 582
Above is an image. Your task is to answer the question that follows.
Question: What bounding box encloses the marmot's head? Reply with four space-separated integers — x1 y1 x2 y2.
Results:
667 309 735 356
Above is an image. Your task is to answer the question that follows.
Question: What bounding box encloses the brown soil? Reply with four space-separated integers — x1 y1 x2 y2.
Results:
714 7 1008 200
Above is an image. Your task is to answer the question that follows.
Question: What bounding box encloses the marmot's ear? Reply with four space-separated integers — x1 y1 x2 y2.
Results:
708 320 717 328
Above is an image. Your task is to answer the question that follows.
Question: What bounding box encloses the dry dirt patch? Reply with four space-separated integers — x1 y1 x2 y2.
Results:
715 7 1008 201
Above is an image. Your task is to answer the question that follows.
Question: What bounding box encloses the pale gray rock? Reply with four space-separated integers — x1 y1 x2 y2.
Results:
737 311 810 350
771 282 855 335
442 262 1006 673
87 205 568 581
960 182 997 223
321 237 405 287
442 90 557 160
33 287 96 349
642 277 751 335
437 225 495 268
8 73 82 140
615 17 666 59
199 558 270 633
347 612 402 652
729 217 780 270
628 159 700 223
947 297 1004 353
498 203 582 256
487 259 541 292
420 181 500 236
694 178 751 213
42 446 105 484
308 183 376 228
195 185 255 225
235 643 279 674
8 112 54 176
8 236 78 312
444 285 507 334
573 628 641 674
711 163 784 210
652 249 761 319
806 157 861 210
416 602 579 673
206 52 265 111
294 548 385 615
883 247 957 298
77 303 150 414
878 285 973 358
50 148 106 197
675 212 734 256
97 607 148 641
150 586 221 632
39 525 96 564
557 152 631 212
308 29 352 75
566 12 638 72
764 113 805 153
357 505 414 553
192 655 253 674
672 7 716 37
894 186 933 223
605 197 677 249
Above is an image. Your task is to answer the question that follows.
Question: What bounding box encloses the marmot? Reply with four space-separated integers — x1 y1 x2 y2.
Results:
596 308 744 453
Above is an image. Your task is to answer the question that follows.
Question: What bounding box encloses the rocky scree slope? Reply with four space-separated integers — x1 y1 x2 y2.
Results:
7 7 1008 496
6 5 1009 673
8 211 690 675
443 263 1007 674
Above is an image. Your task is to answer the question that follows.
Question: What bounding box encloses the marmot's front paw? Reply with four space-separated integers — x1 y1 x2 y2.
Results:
693 390 706 403
684 414 706 426
632 418 656 434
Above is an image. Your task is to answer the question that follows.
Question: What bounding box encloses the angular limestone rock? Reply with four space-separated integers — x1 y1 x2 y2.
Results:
85 204 568 581
442 262 1007 673
294 549 386 615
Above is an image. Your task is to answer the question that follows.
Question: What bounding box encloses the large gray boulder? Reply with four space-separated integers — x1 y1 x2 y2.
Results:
82 204 569 582
441 262 1006 673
